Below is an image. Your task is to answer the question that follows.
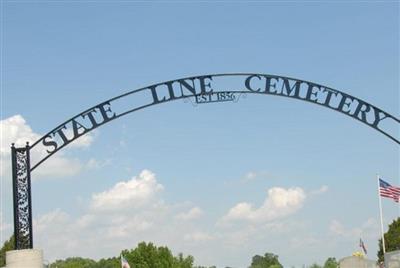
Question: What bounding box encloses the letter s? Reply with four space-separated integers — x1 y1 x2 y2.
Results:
42 135 58 154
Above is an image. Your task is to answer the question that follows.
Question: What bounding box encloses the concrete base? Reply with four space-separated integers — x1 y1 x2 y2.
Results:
339 256 377 268
5 249 43 268
385 250 400 268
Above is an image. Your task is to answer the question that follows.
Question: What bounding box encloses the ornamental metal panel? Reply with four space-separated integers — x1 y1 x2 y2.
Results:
11 144 33 249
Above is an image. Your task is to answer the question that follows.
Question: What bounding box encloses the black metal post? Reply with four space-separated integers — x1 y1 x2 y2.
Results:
25 143 33 248
11 144 18 249
11 142 33 249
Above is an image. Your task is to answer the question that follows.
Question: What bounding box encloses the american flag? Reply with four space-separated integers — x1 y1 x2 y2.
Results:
359 238 367 255
379 178 400 203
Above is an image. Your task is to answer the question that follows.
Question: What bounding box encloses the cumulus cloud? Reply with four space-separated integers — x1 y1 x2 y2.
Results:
90 169 164 211
0 115 40 152
0 115 95 179
176 207 204 221
35 157 83 178
32 169 198 261
28 170 317 265
66 129 94 148
222 187 306 223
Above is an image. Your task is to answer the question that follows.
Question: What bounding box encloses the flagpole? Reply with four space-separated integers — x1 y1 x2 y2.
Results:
398 177 400 217
377 174 386 255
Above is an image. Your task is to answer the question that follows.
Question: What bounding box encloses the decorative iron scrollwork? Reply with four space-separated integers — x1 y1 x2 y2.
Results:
11 144 33 249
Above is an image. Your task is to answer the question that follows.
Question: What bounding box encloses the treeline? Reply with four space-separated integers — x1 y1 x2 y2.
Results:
247 253 338 268
47 244 339 268
49 242 198 268
1 238 337 268
0 237 338 268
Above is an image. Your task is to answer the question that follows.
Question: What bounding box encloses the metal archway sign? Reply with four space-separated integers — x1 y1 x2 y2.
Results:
11 73 400 249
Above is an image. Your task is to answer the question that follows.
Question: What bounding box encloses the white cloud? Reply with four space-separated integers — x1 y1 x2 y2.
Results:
0 115 40 153
222 187 306 223
32 170 179 261
90 169 164 211
34 157 83 178
176 207 204 221
66 129 94 148
184 231 214 242
0 115 95 179
241 171 272 183
28 170 323 267
310 185 329 195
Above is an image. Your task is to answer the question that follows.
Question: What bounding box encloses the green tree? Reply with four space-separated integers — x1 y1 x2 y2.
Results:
47 241 195 268
0 235 14 267
323 257 338 268
309 264 322 268
378 217 400 262
269 265 282 268
93 257 119 268
174 252 194 268
122 242 194 268
50 257 96 268
249 252 283 268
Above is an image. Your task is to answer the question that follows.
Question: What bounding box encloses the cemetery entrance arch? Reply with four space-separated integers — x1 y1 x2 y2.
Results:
11 73 400 249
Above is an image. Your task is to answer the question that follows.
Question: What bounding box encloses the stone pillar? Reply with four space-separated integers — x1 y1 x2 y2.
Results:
5 249 43 268
339 256 378 268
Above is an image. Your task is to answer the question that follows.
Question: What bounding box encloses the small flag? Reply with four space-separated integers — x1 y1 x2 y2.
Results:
379 178 400 203
121 254 131 268
359 238 367 255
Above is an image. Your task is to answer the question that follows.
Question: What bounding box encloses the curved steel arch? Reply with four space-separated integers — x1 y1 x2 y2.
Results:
11 73 400 249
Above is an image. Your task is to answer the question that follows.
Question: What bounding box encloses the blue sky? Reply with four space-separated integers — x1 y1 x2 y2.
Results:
1 1 399 267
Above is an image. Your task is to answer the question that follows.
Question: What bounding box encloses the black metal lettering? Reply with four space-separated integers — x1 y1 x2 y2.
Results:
305 83 321 102
337 94 355 114
52 125 70 145
198 76 213 94
245 75 262 92
81 109 99 128
281 78 301 97
71 119 89 138
98 102 116 123
264 75 279 94
149 85 166 104
322 89 338 107
353 101 372 122
42 135 57 154
371 108 389 128
179 79 197 96
165 81 176 99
